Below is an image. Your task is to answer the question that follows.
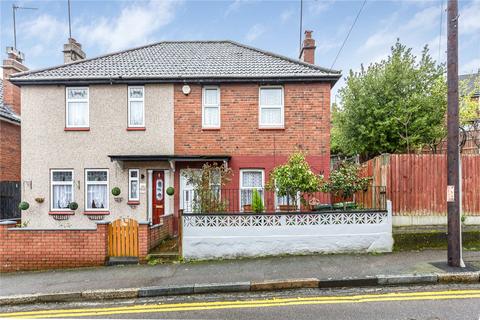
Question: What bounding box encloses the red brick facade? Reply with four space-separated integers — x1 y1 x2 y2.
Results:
0 120 21 181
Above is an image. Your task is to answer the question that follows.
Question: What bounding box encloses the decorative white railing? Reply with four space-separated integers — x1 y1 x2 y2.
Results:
183 211 388 228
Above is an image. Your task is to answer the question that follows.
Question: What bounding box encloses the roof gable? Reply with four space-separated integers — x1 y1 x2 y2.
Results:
10 41 341 84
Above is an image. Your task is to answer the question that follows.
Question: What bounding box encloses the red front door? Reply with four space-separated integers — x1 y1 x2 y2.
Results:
152 171 165 225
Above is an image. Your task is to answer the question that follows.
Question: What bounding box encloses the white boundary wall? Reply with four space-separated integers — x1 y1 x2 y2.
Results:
182 201 393 260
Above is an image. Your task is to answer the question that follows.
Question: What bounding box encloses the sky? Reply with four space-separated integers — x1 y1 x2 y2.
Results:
1 0 479 100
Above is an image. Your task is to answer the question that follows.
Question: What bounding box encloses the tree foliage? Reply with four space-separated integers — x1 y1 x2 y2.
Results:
333 41 447 159
319 162 369 207
459 73 480 125
266 152 320 203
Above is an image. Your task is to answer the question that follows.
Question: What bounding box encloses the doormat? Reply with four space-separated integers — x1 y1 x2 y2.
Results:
430 261 480 272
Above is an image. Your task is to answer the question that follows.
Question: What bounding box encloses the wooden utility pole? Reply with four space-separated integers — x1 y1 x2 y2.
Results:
446 0 463 267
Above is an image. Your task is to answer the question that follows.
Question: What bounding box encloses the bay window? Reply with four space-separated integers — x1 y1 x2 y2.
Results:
202 86 220 128
85 169 109 211
66 87 89 128
128 169 140 202
259 87 284 128
240 169 264 210
50 170 74 211
128 86 145 127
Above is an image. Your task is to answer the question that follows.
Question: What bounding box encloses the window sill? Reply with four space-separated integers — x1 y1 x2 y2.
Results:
64 127 90 131
83 211 110 215
258 127 285 131
49 211 75 215
127 127 146 131
127 201 140 205
202 127 221 131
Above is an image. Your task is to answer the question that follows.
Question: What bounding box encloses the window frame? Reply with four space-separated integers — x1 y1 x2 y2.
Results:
50 169 74 212
84 169 109 211
202 86 221 129
239 169 265 210
258 86 284 129
127 86 145 128
65 87 89 128
128 169 140 202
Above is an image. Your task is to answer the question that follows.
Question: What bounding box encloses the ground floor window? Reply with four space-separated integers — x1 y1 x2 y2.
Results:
129 169 140 202
50 170 74 210
85 169 109 210
240 169 264 210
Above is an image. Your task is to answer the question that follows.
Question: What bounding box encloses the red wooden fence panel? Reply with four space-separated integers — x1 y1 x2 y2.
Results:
361 154 480 216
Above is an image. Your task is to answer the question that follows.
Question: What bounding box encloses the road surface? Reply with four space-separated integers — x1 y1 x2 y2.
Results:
1 284 479 319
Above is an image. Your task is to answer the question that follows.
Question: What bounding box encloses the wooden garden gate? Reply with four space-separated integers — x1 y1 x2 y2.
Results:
108 218 139 257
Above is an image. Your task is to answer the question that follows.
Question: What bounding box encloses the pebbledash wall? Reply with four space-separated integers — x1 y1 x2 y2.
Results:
0 217 173 272
20 84 174 228
182 201 394 260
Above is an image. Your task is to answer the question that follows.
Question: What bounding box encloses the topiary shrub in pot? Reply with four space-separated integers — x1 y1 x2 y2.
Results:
111 187 121 196
251 189 264 213
166 186 175 196
18 201 30 211
68 201 79 211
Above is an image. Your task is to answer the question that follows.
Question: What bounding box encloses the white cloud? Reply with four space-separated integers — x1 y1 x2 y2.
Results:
224 0 249 17
403 5 440 31
280 9 294 24
307 0 334 15
245 24 266 43
460 0 480 35
22 14 66 43
461 58 480 74
78 0 182 52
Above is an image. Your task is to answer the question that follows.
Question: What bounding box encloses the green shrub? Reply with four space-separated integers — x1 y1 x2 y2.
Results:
18 201 29 211
68 201 78 211
111 187 121 196
166 186 175 196
251 189 264 213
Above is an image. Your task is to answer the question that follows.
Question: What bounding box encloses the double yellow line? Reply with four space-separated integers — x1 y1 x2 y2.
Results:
1 289 480 318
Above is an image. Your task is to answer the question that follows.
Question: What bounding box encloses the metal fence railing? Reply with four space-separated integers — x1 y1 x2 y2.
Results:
181 186 386 214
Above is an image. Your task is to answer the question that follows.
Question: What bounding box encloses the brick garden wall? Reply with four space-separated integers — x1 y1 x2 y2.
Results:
148 215 173 251
0 219 174 272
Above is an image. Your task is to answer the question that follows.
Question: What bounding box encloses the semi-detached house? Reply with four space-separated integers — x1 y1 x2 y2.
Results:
10 32 341 230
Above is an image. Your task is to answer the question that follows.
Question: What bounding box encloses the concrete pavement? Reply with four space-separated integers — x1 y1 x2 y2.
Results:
1 250 479 297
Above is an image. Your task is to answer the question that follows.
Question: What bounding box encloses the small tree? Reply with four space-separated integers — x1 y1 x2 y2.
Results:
267 152 320 206
251 189 264 213
182 162 233 213
320 162 369 210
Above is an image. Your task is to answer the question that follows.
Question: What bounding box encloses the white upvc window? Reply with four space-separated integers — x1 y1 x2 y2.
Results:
259 86 284 128
239 169 264 210
128 169 140 202
50 170 74 211
128 86 145 127
66 87 89 128
202 86 220 128
85 169 109 211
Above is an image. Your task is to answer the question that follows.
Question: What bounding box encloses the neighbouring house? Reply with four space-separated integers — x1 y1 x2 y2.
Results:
9 31 341 231
0 48 27 219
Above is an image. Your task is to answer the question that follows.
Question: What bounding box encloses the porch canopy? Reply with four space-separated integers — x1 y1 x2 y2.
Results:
108 154 231 168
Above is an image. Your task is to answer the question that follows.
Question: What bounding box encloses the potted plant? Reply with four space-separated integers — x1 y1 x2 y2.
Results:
320 162 369 210
267 152 320 212
18 201 29 211
111 187 122 202
68 201 79 211
166 186 175 196
251 189 264 213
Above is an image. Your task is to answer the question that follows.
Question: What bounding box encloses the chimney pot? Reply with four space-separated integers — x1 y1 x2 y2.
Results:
3 47 28 115
63 37 86 64
300 30 316 65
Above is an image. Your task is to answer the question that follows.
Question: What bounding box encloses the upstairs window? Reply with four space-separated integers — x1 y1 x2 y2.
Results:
66 87 89 128
128 169 140 202
259 87 284 128
128 86 145 127
51 170 74 211
202 86 220 128
85 169 109 211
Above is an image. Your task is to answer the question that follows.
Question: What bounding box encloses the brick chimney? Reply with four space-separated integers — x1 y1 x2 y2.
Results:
2 47 28 115
299 30 316 65
63 38 86 64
